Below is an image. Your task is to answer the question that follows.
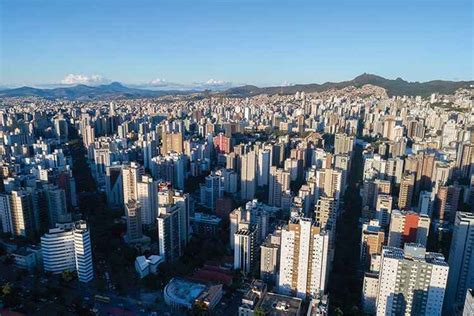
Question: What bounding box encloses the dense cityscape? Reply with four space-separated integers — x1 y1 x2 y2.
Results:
0 82 471 315
1 1 473 315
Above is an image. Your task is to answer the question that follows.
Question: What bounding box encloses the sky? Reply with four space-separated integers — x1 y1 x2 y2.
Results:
0 0 472 88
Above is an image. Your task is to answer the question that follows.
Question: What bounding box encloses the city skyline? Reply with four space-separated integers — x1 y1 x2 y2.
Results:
0 1 472 315
1 0 472 87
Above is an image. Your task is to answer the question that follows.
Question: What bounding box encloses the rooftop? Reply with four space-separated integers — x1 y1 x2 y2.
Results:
259 292 302 316
164 278 206 308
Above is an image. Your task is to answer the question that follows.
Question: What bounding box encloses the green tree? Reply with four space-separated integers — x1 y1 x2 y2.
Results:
1 283 12 297
254 306 267 316
334 307 343 316
191 300 209 316
61 270 75 282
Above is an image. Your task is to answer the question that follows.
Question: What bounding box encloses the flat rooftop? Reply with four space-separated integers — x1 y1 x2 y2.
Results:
260 292 302 315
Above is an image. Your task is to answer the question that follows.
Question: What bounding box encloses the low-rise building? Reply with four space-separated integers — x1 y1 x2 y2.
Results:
239 280 303 316
164 278 222 311
12 246 42 271
191 212 221 236
134 255 164 279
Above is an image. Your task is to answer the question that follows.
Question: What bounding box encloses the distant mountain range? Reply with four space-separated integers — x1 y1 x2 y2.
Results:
222 74 473 97
0 74 472 100
0 82 195 100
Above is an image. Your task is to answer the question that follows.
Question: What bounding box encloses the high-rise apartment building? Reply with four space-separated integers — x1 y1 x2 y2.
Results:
376 244 449 316
314 196 337 259
200 171 224 211
257 149 271 187
240 151 257 201
414 152 435 196
137 175 158 226
334 133 355 156
315 168 342 203
444 212 474 314
435 185 461 223
44 185 68 228
387 209 430 248
122 162 144 205
82 124 95 159
213 133 231 154
0 193 12 234
234 222 258 275
151 153 186 190
157 204 182 262
278 217 329 299
268 166 290 207
260 231 281 285
105 165 123 207
162 132 183 154
375 194 393 227
9 190 35 238
398 172 415 209
456 142 473 179
125 200 143 242
463 289 474 316
360 220 385 268
41 221 94 282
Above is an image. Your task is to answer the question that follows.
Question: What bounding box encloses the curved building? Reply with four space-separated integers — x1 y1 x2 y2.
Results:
164 278 222 310
41 221 94 282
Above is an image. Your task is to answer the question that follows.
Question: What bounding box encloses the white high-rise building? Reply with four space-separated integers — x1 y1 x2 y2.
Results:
82 125 95 159
362 272 379 314
463 289 474 316
268 166 290 207
376 244 449 316
229 207 245 250
314 168 342 208
41 221 94 282
9 190 35 238
314 196 337 262
260 230 281 284
73 221 94 282
278 217 329 299
284 158 300 181
334 133 355 156
441 119 457 148
137 175 158 226
151 153 186 190
142 139 158 170
172 190 191 249
375 194 393 227
234 222 258 275
387 209 430 248
241 151 257 201
444 212 474 314
122 162 144 205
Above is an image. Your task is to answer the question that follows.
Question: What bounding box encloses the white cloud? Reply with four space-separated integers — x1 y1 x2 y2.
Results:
281 81 294 87
139 78 235 91
60 74 110 85
148 78 168 87
203 78 231 86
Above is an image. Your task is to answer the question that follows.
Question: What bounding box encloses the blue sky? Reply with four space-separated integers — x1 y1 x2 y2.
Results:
0 0 472 88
